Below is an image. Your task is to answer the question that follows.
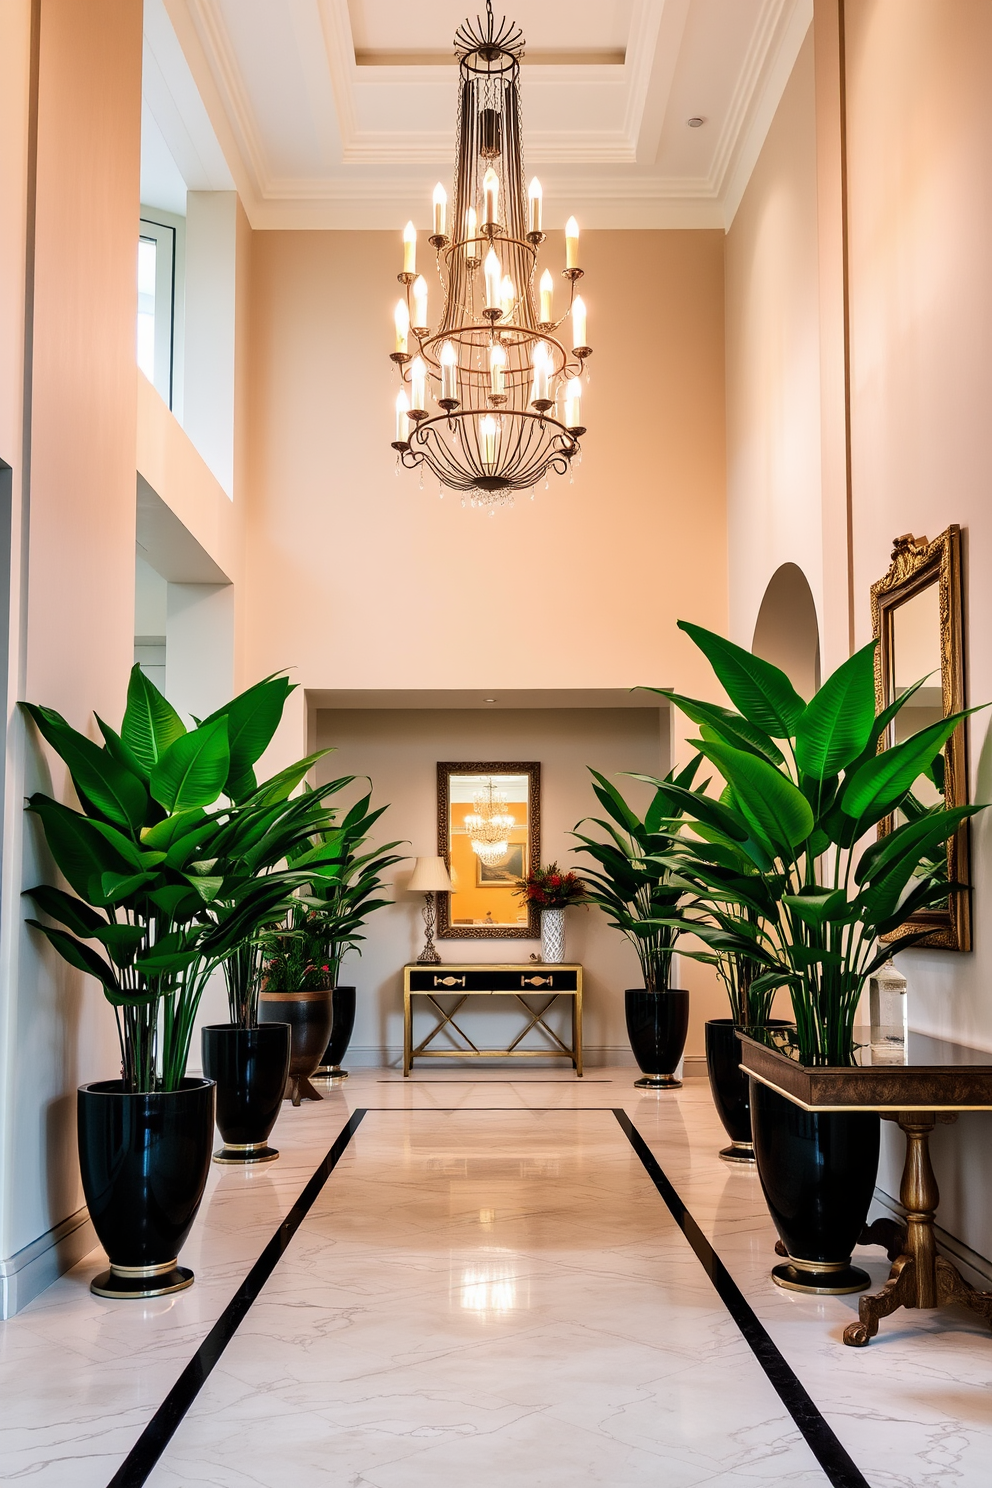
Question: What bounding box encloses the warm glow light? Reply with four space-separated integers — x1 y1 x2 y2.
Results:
394 299 409 354
480 414 498 467
571 294 587 350
565 376 582 428
432 182 447 237
490 342 506 397
565 215 579 270
539 269 554 324
440 339 458 403
395 389 410 443
410 356 427 413
531 341 550 405
484 249 502 310
483 167 500 227
500 276 515 319
528 177 543 234
403 220 417 275
464 206 477 258
412 275 428 329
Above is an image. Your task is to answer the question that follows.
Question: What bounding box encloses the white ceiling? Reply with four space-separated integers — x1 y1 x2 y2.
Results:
146 0 812 229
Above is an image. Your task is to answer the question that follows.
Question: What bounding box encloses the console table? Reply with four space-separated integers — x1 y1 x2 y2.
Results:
403 963 583 1077
739 1029 992 1346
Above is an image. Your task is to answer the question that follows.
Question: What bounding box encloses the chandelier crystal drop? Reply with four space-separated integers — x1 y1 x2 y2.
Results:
464 779 516 866
388 2 592 507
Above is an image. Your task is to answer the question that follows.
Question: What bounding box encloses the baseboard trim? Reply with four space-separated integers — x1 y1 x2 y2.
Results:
0 1206 96 1319
871 1187 992 1290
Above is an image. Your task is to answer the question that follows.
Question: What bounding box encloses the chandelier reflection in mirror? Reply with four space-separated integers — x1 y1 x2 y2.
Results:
389 3 592 509
464 778 516 866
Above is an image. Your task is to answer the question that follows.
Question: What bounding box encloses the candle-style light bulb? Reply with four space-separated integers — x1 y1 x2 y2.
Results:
410 356 427 413
500 276 515 319
484 249 502 310
489 342 507 396
565 376 582 429
395 389 410 443
480 414 498 467
394 299 410 354
412 275 428 330
440 339 458 403
432 182 447 237
528 177 543 234
571 294 587 350
539 269 554 324
531 341 550 405
483 167 500 227
565 215 580 271
403 220 417 275
464 205 477 259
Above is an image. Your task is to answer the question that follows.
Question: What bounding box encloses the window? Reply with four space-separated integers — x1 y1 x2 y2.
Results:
136 212 183 411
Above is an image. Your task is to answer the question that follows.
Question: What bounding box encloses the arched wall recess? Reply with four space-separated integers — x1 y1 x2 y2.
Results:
751 563 821 699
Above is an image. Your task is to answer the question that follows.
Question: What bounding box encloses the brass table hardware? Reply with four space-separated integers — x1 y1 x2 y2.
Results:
740 1030 992 1347
403 963 582 1077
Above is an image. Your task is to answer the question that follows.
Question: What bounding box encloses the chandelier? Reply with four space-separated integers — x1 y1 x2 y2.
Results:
389 3 592 508
464 779 516 866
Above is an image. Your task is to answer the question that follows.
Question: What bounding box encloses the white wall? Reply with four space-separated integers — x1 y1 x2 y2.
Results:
183 190 237 496
308 704 720 1068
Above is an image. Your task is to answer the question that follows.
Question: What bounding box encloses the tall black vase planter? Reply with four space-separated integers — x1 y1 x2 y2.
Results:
751 1079 880 1295
705 1019 792 1163
625 989 689 1089
201 1023 291 1164
78 1078 214 1299
317 986 357 1080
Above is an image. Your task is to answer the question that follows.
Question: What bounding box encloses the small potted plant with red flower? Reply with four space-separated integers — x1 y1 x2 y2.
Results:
516 862 586 963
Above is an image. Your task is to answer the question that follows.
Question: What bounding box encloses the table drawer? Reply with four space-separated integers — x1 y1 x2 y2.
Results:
408 968 578 993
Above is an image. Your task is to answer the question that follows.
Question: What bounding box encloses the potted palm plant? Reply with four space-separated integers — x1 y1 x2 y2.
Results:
21 666 307 1296
573 762 704 1089
656 621 985 1292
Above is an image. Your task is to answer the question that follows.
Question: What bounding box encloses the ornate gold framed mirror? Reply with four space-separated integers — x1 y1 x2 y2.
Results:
436 762 541 939
871 526 970 950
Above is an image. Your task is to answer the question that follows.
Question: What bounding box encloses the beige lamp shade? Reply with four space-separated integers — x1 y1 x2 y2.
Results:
408 856 452 893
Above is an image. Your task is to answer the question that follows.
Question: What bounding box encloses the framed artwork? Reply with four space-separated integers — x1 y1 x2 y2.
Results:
477 843 527 886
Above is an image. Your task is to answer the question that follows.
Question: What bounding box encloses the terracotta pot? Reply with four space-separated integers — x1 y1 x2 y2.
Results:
258 990 334 1105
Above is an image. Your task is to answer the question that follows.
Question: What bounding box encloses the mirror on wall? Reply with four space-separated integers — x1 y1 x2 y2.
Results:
871 526 970 950
437 762 541 939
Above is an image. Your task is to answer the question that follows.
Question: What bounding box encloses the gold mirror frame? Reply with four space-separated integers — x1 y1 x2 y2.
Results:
436 761 541 940
871 525 970 951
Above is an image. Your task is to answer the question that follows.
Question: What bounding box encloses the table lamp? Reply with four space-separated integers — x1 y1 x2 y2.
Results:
408 856 452 964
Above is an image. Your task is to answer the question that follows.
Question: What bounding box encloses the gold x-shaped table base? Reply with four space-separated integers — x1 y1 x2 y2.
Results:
405 990 582 1076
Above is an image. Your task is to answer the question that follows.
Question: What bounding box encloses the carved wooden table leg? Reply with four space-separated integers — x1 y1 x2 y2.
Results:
858 1217 907 1261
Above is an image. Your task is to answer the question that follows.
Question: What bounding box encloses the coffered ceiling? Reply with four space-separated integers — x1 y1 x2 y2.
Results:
151 0 812 229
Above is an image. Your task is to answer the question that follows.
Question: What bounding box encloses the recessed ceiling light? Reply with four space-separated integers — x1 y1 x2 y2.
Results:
687 116 705 128
483 697 497 703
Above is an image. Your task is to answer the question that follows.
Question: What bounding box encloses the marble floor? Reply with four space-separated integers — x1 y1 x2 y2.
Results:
2 1070 992 1487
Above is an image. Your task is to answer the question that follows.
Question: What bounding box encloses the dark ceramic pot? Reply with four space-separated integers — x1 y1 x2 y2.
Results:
625 988 689 1089
258 989 334 1105
751 1079 880 1295
705 1019 793 1164
317 986 356 1080
77 1077 214 1299
201 1023 291 1164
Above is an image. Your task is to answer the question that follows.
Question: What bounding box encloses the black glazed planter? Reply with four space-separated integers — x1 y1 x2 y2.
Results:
751 1079 880 1295
258 989 334 1105
705 1019 792 1163
625 988 689 1089
317 986 356 1080
201 1023 291 1164
77 1077 214 1299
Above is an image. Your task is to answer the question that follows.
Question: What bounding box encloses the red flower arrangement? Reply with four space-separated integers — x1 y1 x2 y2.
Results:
515 862 587 909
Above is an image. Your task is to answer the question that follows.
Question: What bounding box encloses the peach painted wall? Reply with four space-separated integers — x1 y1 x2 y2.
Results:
1 0 143 1289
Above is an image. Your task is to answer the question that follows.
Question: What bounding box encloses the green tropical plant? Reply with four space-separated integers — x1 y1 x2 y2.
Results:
645 622 987 1064
572 760 705 993
22 667 334 1090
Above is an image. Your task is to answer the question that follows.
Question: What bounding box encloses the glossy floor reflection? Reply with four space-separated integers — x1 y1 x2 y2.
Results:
1 1069 991 1487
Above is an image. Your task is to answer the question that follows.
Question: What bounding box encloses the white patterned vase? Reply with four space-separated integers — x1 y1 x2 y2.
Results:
541 908 566 964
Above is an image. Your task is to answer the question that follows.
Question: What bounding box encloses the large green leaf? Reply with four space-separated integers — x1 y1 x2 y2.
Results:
25 921 122 999
695 739 814 855
121 665 186 775
201 674 294 801
677 622 807 738
841 707 985 820
855 804 978 886
23 884 105 937
653 690 784 765
22 703 148 832
794 641 877 780
26 794 130 903
150 718 230 813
